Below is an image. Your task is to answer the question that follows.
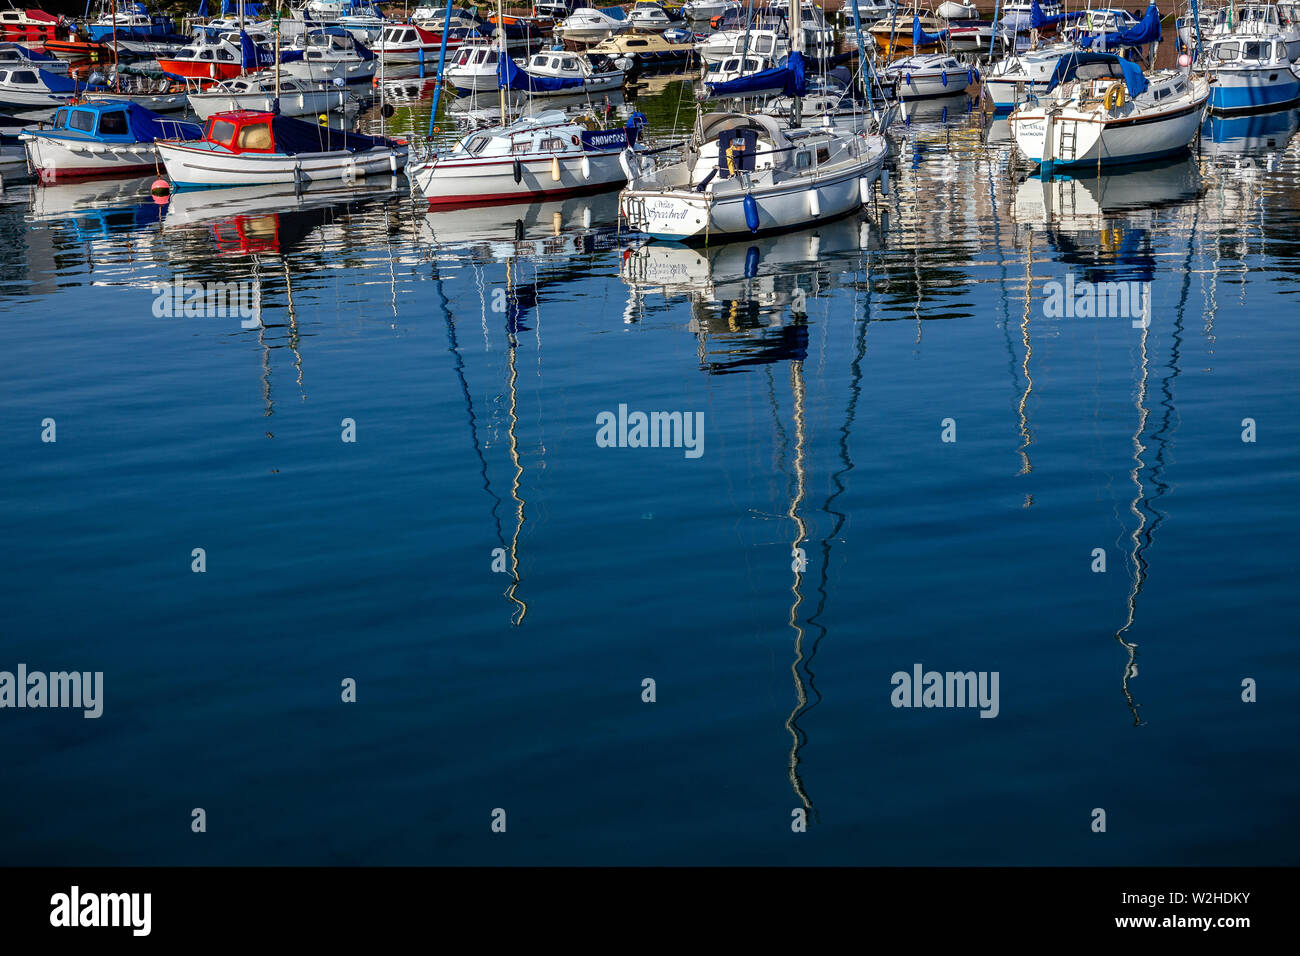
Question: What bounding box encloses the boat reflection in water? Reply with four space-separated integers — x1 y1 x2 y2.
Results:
620 213 880 361
419 191 622 262
1202 106 1300 170
1013 153 1205 726
1014 155 1203 232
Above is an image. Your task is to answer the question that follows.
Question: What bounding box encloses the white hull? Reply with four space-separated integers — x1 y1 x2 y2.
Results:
622 146 886 241
1011 84 1210 169
895 68 973 99
158 140 408 187
413 149 627 206
23 134 162 181
280 57 378 84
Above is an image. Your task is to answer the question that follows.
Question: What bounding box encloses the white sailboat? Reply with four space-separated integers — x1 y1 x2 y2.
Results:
412 0 640 207
619 2 888 241
1009 51 1210 171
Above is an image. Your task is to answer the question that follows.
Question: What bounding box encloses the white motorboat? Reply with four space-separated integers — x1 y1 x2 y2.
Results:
1009 51 1210 172
156 108 407 187
884 52 975 100
0 66 107 114
619 110 888 241
984 40 1079 111
999 0 1063 34
682 0 740 21
837 0 898 28
512 49 624 94
1202 2 1300 61
281 27 377 85
372 23 479 63
705 48 783 88
554 7 630 48
20 98 201 182
698 26 788 66
0 42 70 74
411 2 483 30
1201 31 1300 113
627 2 687 32
187 73 355 119
412 108 641 206
445 39 504 91
936 1 978 18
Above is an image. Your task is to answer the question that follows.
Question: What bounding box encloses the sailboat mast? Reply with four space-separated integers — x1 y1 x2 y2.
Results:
790 0 804 126
496 0 508 126
111 0 119 92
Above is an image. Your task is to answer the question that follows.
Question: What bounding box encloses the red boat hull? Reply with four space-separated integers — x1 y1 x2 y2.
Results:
155 59 243 81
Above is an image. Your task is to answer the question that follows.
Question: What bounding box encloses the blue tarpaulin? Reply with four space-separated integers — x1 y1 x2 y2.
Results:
1044 50 1150 97
6 44 59 62
497 53 584 92
221 1 265 15
913 16 948 47
706 49 807 98
1080 4 1162 49
39 68 108 94
265 113 393 154
1030 0 1086 29
239 30 275 70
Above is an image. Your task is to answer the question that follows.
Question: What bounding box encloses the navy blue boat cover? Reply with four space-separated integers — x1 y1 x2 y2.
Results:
706 49 807 98
497 54 584 92
1043 50 1150 97
40 68 107 94
1080 4 1161 49
1029 0 1086 29
268 114 394 154
913 16 948 47
71 99 202 141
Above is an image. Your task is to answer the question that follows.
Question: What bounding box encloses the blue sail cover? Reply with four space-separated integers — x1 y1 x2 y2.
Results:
239 30 275 70
913 16 948 47
1080 4 1162 49
1044 50 1150 97
706 49 807 98
40 68 108 94
221 1 265 15
1029 0 1086 29
497 54 584 92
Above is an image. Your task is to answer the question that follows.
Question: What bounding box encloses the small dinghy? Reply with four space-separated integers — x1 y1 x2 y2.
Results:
156 108 407 188
20 98 201 181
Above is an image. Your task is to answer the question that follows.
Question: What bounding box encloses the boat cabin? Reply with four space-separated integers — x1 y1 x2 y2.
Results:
203 110 279 153
1206 35 1289 63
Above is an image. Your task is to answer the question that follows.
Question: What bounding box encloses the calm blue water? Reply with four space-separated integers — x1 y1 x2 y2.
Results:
2 90 1298 865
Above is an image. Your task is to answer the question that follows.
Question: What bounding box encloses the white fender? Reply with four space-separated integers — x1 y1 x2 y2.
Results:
859 176 871 204
808 189 821 217
580 155 591 180
551 156 561 182
618 147 635 183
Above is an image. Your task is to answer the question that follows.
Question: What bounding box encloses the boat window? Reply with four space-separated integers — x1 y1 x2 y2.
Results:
464 133 490 155
404 30 417 41
551 57 562 68
199 49 214 60
562 58 577 69
1216 41 1240 59
97 110 128 135
238 122 273 149
69 110 95 132
795 149 811 169
540 136 566 150
208 119 237 147
10 70 35 84
816 146 829 164
1243 41 1264 59
627 39 647 46
487 50 498 62
53 108 68 127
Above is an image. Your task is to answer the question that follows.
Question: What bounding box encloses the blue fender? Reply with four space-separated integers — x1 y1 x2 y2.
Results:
744 193 759 233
